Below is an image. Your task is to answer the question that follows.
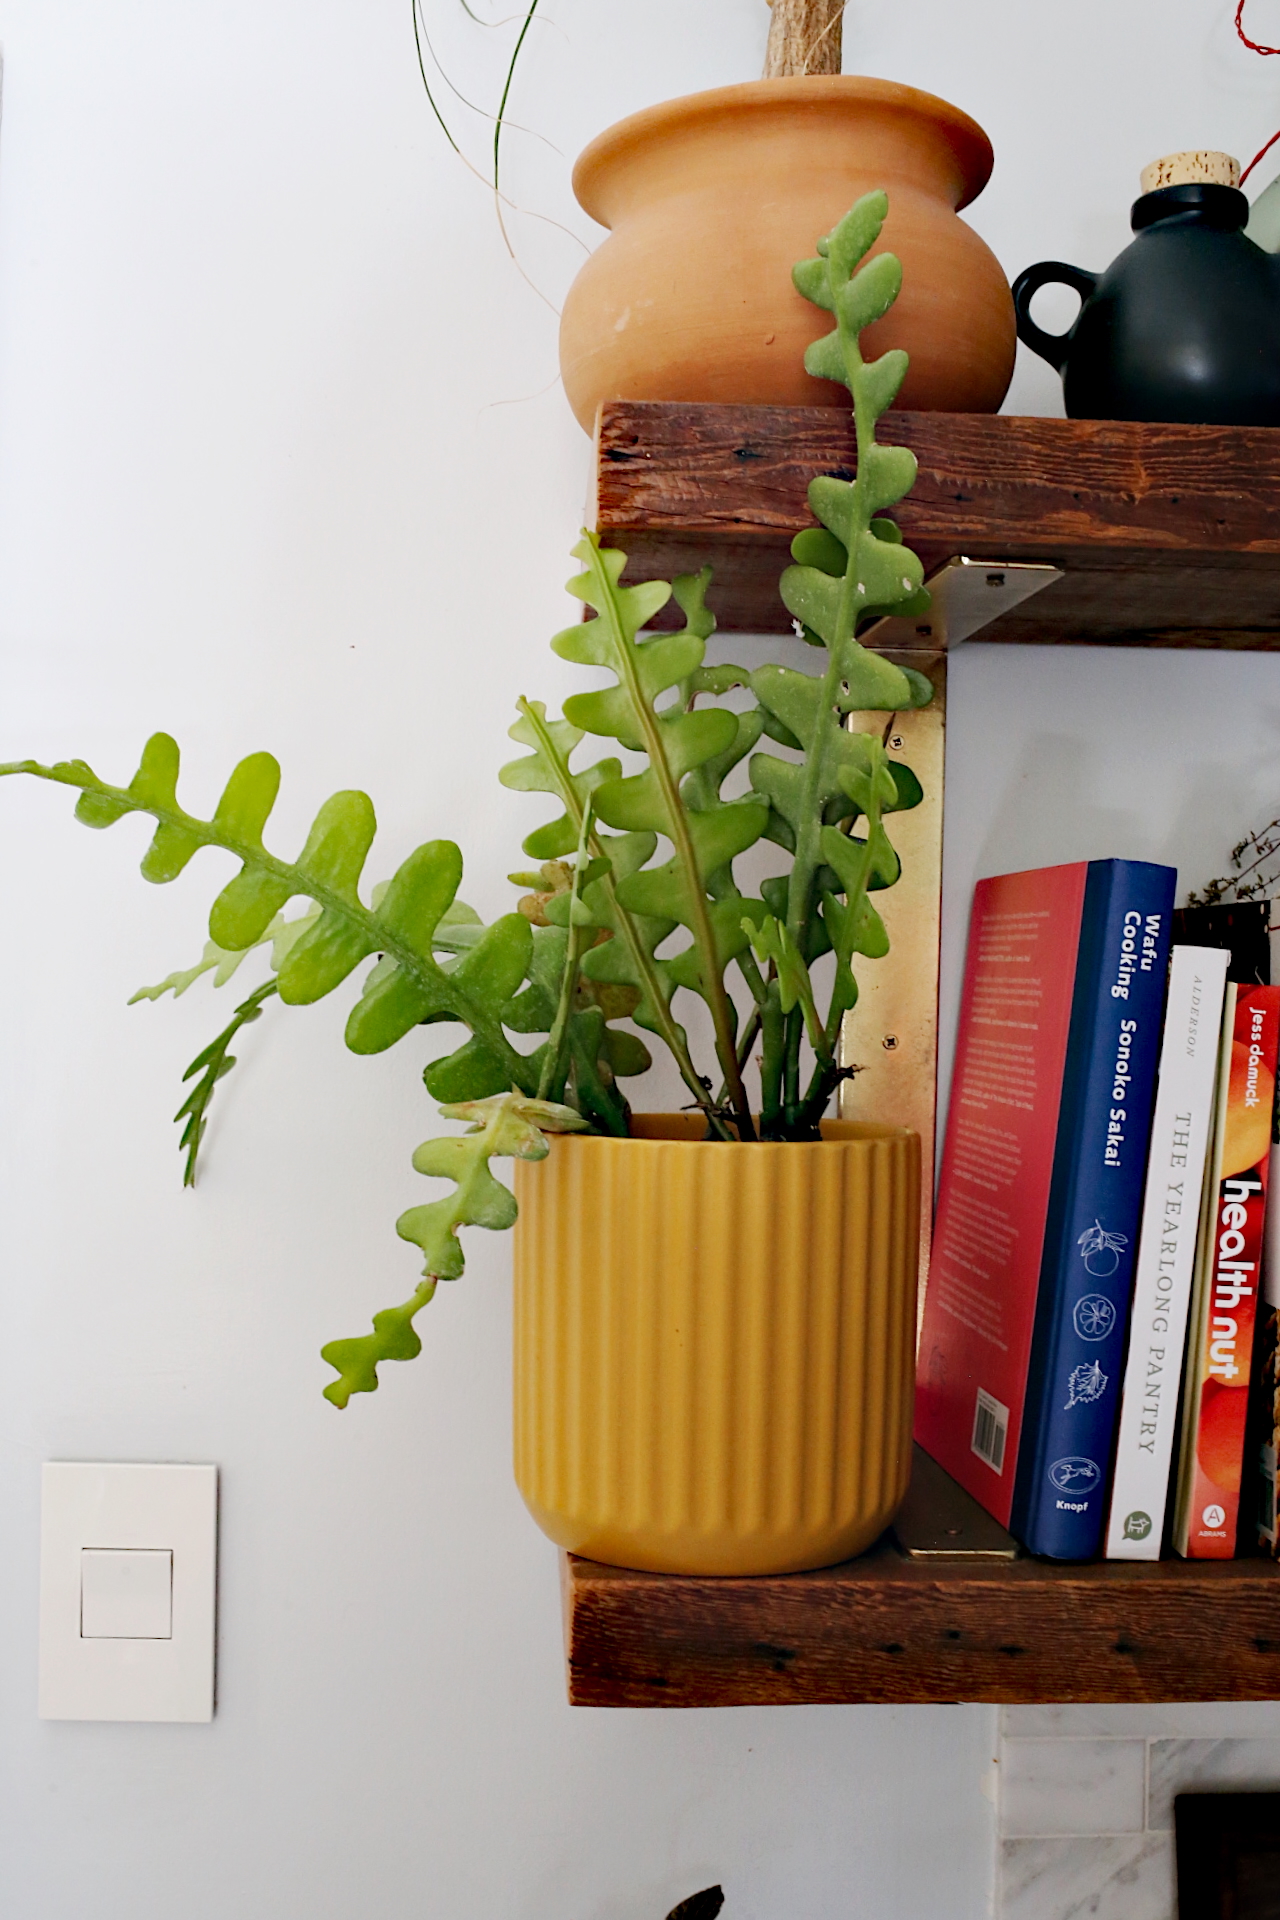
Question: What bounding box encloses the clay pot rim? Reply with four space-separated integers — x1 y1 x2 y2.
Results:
548 1114 918 1151
572 75 994 224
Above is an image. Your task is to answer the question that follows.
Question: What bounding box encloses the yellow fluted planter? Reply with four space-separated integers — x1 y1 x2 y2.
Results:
512 1115 920 1575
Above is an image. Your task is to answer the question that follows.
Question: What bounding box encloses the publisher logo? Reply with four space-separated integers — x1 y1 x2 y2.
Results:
1048 1456 1102 1495
1202 1504 1227 1530
1123 1511 1153 1541
1072 1294 1117 1342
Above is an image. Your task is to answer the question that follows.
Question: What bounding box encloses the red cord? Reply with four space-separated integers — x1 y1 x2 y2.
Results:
1237 0 1280 55
1243 124 1280 186
1237 2 1280 186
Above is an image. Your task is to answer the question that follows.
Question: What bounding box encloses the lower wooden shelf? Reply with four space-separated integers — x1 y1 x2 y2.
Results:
563 1546 1280 1709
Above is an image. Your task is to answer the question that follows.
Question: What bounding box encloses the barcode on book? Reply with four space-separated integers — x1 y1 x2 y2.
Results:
971 1388 1009 1473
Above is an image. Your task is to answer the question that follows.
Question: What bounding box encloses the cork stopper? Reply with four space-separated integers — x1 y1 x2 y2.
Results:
1140 150 1241 194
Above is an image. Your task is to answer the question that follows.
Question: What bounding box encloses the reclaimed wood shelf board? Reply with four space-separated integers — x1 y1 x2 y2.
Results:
592 403 1280 642
563 1546 1280 1708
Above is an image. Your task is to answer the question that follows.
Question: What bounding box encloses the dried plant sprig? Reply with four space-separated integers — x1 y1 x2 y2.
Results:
1187 818 1280 907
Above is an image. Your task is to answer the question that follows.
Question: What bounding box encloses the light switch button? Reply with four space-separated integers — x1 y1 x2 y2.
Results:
81 1549 172 1640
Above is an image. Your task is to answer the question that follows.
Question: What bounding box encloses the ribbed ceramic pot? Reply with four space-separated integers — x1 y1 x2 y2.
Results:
558 76 1015 432
512 1115 920 1575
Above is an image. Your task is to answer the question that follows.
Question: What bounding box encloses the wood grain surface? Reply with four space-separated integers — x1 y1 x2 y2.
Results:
563 1544 1280 1707
593 403 1280 640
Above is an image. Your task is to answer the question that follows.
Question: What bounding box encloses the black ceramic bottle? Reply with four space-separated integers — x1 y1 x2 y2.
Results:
1013 182 1280 425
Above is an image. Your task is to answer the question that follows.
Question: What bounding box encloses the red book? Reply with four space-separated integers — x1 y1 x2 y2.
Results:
1174 985 1280 1559
915 865 1087 1528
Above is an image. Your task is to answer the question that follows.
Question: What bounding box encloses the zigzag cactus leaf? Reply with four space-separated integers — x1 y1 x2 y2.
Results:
811 734 904 1043
671 565 717 644
502 922 569 1030
219 789 376 966
507 603 741 1128
736 189 936 1132
322 1090 590 1406
174 979 278 1187
320 1282 437 1409
398 1091 584 1282
859 347 910 418
836 250 903 333
131 934 265 1001
789 527 847 578
1 739 538 1091
792 254 834 312
416 915 536 1100
600 1023 650 1077
820 816 898 894
548 536 765 1131
128 906 323 1175
498 701 621 862
743 913 825 1057
500 696 683 1045
423 1035 517 1102
859 444 920 516
825 193 891 280
212 750 281 841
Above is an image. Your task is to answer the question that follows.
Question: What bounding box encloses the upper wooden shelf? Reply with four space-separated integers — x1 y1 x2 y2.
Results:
592 403 1280 645
564 1546 1280 1710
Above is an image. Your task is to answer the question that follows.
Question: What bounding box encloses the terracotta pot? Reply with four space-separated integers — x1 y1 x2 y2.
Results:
559 76 1015 431
512 1115 920 1576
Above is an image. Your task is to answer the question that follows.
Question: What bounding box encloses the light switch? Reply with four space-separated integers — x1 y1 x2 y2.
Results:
40 1463 217 1722
81 1549 173 1640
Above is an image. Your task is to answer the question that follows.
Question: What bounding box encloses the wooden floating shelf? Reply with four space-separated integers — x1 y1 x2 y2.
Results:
593 403 1280 644
563 1546 1280 1709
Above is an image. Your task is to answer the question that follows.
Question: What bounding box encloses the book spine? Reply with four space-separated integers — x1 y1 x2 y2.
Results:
1258 1142 1280 1555
1104 947 1230 1558
1173 985 1236 1555
1010 861 1176 1559
1177 985 1280 1558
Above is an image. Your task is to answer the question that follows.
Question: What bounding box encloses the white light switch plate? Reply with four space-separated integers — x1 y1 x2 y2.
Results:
39 1463 217 1722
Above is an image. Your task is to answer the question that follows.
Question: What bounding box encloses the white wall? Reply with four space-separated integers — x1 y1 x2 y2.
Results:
0 4 1276 1917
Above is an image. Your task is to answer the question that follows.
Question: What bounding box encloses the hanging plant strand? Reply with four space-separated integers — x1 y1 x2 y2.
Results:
409 0 581 315
494 0 542 193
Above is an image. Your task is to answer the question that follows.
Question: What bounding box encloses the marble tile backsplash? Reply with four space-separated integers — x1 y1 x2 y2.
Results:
996 1707 1280 1919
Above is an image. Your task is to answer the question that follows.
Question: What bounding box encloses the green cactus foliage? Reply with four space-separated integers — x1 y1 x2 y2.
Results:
1 187 931 1401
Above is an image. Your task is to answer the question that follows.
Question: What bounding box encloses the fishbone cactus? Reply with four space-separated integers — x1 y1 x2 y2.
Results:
0 189 931 1402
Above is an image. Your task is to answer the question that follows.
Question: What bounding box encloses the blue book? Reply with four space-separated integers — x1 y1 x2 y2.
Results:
1009 858 1176 1558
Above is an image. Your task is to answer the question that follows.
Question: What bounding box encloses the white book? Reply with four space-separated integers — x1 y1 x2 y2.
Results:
1105 946 1231 1559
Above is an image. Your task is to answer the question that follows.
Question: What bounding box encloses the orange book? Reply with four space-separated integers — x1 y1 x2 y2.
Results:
1174 984 1280 1558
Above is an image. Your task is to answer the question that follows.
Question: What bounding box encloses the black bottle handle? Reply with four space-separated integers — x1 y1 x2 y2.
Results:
1011 261 1099 373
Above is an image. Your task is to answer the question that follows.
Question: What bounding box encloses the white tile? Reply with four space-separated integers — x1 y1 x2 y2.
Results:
1003 1701 1280 1740
1000 1834 1173 1920
1147 1737 1280 1831
1000 1739 1146 1838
